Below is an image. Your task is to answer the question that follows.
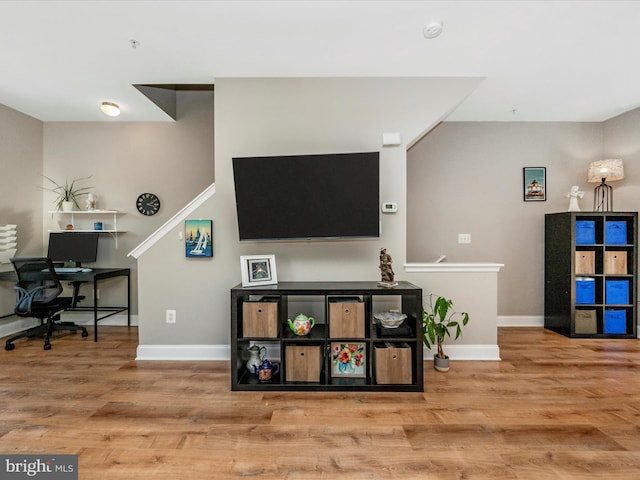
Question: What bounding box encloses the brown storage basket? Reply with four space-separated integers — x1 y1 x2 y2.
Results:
575 251 595 275
329 299 364 338
604 251 627 274
242 299 278 338
285 345 322 382
375 343 412 385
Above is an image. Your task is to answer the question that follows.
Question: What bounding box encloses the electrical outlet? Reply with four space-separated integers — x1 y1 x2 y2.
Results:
458 233 471 244
166 309 176 324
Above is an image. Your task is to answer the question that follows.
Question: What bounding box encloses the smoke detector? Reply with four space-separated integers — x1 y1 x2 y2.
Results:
423 21 443 39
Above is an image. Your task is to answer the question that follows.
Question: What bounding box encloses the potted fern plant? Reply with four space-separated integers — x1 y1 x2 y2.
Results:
44 176 93 211
422 294 469 372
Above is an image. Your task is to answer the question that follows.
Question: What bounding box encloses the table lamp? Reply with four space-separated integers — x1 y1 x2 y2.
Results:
587 159 624 211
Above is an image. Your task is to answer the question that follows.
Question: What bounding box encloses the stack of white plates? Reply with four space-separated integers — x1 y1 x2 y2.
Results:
0 225 17 264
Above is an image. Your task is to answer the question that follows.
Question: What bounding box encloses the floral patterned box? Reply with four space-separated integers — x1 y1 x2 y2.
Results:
331 342 366 378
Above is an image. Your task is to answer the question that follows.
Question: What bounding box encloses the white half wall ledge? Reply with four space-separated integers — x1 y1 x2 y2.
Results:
404 262 504 273
405 261 503 361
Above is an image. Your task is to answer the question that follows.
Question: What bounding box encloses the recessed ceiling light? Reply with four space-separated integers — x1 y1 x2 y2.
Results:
100 101 120 117
423 21 443 39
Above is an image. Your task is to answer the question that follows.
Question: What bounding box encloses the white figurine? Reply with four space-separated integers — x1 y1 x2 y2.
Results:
566 185 584 212
85 193 97 211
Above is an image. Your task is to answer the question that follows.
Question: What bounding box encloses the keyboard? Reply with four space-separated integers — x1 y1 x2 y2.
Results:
53 267 82 273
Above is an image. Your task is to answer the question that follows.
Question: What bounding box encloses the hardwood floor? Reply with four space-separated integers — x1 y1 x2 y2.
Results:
1 326 639 479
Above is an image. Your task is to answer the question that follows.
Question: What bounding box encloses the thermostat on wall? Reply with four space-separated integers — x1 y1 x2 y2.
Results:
381 202 398 213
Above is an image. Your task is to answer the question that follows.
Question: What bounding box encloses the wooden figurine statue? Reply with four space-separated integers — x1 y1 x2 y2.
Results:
378 248 398 287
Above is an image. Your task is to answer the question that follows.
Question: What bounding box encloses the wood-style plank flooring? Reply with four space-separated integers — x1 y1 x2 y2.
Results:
0 326 639 479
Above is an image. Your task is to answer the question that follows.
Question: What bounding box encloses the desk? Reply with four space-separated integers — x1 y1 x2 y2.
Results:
0 267 130 342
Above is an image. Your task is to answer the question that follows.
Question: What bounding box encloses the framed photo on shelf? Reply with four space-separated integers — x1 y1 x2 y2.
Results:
240 254 278 287
331 342 366 378
523 167 546 202
185 219 213 258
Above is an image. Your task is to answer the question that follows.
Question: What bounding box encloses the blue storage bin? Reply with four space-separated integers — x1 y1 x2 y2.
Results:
575 221 596 244
605 279 629 304
604 309 627 334
605 221 627 245
575 277 595 304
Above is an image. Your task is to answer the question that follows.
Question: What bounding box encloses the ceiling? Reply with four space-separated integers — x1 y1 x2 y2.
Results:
1 0 639 123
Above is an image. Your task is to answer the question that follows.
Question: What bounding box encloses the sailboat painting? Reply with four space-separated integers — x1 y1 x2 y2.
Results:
185 220 213 258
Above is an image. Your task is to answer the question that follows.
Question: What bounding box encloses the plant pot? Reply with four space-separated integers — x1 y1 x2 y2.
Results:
433 354 450 372
61 201 74 212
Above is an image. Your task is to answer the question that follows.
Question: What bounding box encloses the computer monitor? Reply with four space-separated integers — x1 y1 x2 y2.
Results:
47 232 99 267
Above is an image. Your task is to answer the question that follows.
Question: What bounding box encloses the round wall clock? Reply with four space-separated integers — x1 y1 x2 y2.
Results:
136 192 161 216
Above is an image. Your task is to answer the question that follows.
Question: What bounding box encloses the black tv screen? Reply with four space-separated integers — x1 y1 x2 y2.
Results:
48 232 99 266
233 152 380 241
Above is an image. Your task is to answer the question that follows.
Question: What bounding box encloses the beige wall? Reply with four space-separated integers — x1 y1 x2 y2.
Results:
0 104 43 315
407 121 608 317
0 104 43 256
136 77 482 347
40 91 214 312
4 77 640 347
603 107 640 214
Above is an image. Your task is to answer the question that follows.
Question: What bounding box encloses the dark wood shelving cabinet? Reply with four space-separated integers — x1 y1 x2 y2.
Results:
230 281 423 391
545 212 638 338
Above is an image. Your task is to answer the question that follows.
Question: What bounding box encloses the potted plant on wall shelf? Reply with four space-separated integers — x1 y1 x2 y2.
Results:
44 176 93 212
422 294 469 372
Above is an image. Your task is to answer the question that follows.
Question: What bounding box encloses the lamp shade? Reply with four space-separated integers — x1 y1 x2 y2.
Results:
587 159 624 183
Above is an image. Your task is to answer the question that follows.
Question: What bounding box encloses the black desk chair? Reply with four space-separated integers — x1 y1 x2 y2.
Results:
6 257 88 351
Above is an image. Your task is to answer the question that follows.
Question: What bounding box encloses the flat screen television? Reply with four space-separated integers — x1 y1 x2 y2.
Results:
47 232 99 267
233 152 380 241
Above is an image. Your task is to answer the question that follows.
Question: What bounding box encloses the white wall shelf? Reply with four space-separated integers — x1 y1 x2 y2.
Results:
48 210 125 247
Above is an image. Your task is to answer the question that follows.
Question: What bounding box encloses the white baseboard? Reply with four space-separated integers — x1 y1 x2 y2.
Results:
0 313 138 339
425 344 501 361
62 313 139 327
136 343 500 361
136 344 230 361
498 315 544 327
0 317 40 338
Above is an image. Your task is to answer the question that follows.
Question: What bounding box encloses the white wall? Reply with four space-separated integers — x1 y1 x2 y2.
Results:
407 121 606 317
136 77 482 351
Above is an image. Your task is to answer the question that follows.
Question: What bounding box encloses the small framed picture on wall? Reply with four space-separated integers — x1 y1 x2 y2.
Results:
523 167 546 201
185 220 213 257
